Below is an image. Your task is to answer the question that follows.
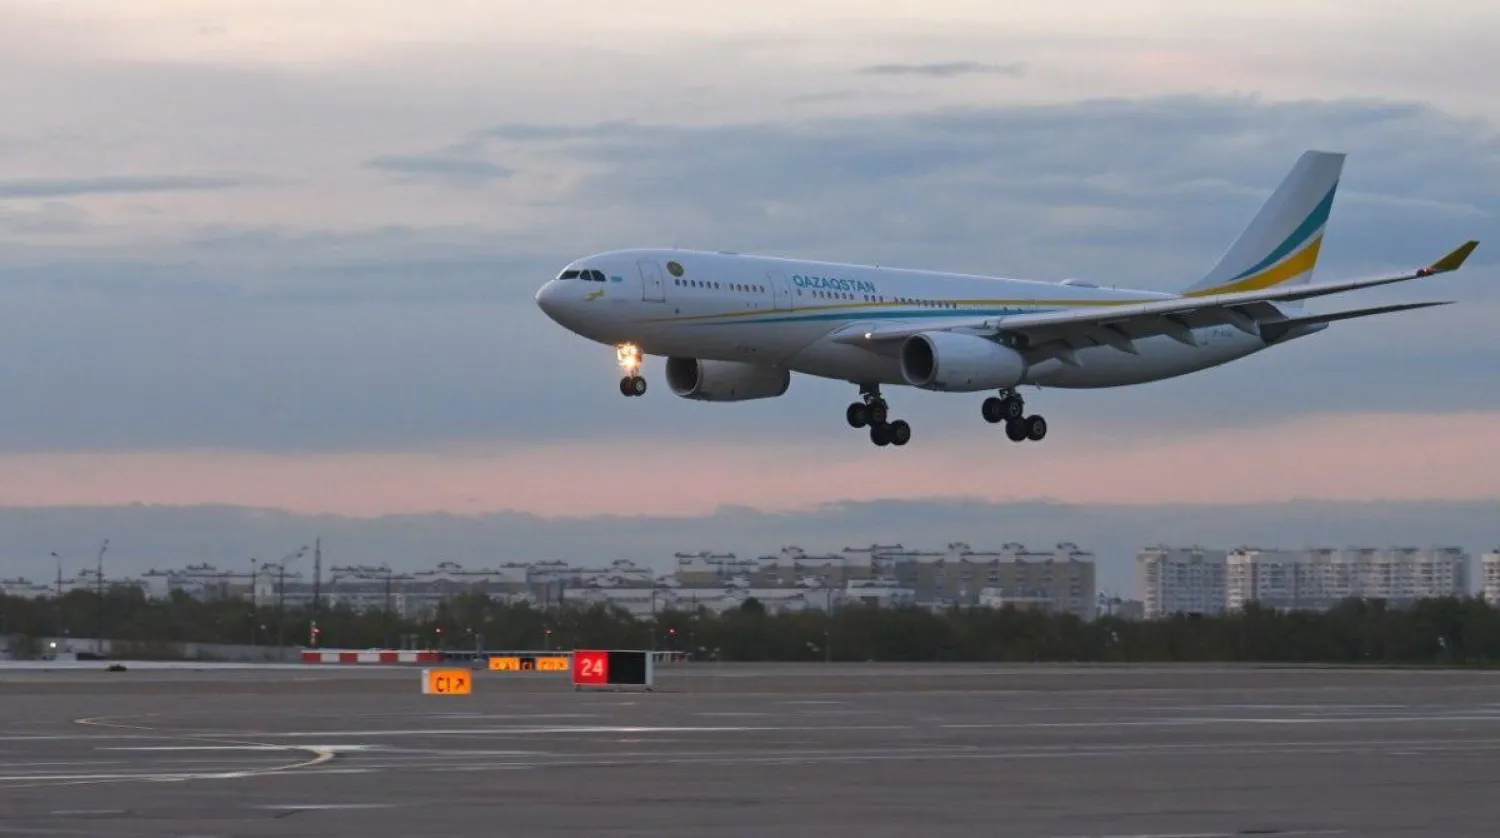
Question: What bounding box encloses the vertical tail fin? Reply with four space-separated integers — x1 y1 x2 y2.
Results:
1181 150 1344 309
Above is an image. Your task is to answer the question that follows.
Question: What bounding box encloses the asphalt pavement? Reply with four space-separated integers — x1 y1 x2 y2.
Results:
2 662 1498 836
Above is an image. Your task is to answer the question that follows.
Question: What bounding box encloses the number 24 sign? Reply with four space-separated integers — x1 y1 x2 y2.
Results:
573 650 608 686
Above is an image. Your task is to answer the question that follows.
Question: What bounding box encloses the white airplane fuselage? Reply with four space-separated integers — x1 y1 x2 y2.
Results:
534 248 1278 390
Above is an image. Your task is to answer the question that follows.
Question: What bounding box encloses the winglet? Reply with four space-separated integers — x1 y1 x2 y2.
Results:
1418 240 1479 276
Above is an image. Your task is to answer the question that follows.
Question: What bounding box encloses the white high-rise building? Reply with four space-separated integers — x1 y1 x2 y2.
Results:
1227 546 1470 611
1482 551 1500 605
1136 546 1228 618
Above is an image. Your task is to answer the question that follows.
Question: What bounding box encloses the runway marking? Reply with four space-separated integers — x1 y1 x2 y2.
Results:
695 712 773 717
97 745 290 752
254 803 396 811
0 715 347 790
255 724 911 737
1050 831 1346 838
941 713 1500 730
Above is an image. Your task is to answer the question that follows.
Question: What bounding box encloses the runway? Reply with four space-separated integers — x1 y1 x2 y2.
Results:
2 663 1499 836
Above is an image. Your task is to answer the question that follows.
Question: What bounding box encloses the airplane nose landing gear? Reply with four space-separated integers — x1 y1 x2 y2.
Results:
617 343 646 397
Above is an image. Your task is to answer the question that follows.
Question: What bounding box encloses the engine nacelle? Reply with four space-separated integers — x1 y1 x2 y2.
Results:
900 331 1028 392
665 357 791 401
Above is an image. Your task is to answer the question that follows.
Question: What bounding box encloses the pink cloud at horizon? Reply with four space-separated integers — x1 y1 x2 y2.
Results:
0 410 1494 518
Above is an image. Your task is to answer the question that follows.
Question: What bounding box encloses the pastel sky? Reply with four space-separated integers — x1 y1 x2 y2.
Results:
1 0 1497 523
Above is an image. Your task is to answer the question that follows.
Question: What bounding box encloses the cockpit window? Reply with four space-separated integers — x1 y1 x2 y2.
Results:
586 269 606 282
558 269 581 280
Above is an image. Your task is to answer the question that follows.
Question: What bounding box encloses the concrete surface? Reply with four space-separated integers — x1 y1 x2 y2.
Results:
2 663 1499 836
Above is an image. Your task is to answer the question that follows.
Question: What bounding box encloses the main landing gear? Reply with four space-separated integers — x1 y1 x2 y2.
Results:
845 384 911 447
981 390 1047 442
617 343 646 397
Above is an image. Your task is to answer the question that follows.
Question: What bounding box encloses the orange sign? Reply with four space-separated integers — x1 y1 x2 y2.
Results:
422 668 472 695
489 655 571 672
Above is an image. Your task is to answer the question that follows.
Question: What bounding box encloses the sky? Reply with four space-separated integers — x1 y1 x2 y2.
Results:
1 2 1497 585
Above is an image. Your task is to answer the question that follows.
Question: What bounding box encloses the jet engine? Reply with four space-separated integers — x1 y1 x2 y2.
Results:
900 331 1028 392
665 357 791 401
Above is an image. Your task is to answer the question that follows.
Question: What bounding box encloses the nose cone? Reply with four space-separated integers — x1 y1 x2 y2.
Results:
535 280 562 320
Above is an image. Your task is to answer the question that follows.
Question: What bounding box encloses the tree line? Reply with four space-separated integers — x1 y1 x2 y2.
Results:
3 588 1500 664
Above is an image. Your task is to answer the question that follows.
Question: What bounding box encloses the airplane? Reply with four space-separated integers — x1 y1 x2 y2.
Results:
535 150 1479 447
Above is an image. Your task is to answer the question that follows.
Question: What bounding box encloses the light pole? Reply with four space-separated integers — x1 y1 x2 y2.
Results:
95 539 108 653
267 546 308 648
382 564 394 649
49 551 63 641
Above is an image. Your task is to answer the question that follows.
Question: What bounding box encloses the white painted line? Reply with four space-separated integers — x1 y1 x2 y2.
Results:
98 745 288 752
258 724 909 738
1049 831 1346 838
255 803 396 811
694 712 773 717
0 745 339 786
429 713 600 720
941 714 1500 730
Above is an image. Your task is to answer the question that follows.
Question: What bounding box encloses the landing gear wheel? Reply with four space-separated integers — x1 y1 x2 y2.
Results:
983 394 1025 424
981 397 1006 424
620 375 647 397
889 420 911 446
867 403 888 426
1005 417 1029 442
846 402 869 428
1024 415 1047 441
869 423 892 446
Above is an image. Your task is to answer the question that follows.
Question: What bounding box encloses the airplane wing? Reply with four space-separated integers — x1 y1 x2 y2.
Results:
833 241 1478 355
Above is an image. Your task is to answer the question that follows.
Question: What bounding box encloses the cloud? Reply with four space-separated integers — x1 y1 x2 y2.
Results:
859 61 1027 78
0 95 1494 462
474 95 1500 279
0 203 92 235
364 154 514 184
0 409 1496 517
0 175 240 199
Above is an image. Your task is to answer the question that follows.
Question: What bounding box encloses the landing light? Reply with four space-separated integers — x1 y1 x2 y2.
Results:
616 343 643 374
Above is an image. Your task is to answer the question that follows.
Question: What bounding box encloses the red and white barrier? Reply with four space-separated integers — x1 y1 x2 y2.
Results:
301 649 443 664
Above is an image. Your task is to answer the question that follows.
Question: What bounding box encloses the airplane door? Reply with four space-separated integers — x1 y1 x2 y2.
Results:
638 261 666 303
767 270 793 311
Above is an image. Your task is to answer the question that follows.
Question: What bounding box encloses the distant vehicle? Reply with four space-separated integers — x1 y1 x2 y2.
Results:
536 151 1478 447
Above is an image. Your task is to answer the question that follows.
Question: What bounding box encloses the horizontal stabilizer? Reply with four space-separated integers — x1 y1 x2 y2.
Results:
1260 300 1452 343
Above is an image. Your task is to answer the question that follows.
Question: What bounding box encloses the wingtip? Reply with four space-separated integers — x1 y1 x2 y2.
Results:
1422 240 1479 275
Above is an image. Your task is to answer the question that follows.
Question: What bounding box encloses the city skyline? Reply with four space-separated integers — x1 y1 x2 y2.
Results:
0 1 1496 524
2 498 1494 602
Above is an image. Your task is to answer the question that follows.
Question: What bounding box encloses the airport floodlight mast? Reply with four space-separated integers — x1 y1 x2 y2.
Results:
95 539 108 648
49 551 62 639
268 545 309 648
